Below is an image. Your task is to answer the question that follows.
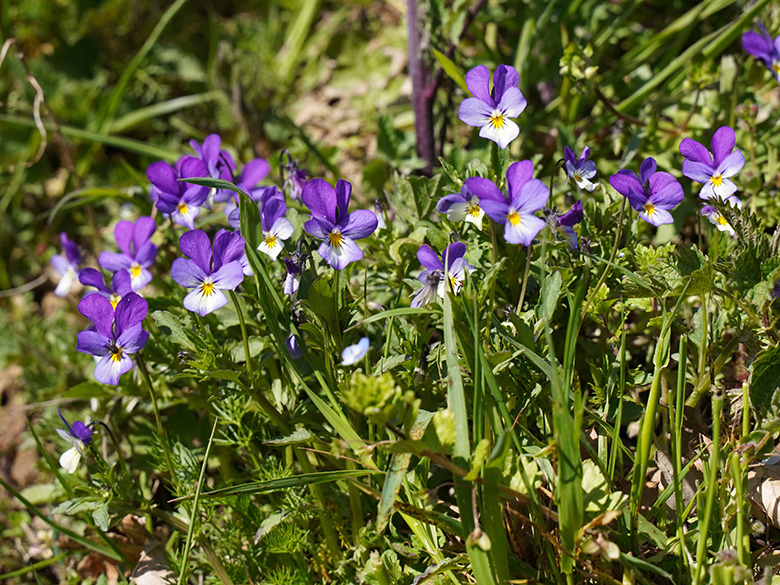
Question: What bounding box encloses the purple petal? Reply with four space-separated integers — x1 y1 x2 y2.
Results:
71 421 92 444
240 158 270 186
495 87 526 118
113 270 133 296
340 209 378 240
492 64 520 102
113 220 135 257
717 150 745 178
504 214 545 246
563 146 576 166
437 193 467 213
212 229 246 270
624 186 647 212
211 261 245 291
261 196 287 232
639 158 657 185
609 171 643 197
514 179 549 214
147 161 179 195
201 134 222 164
77 330 111 357
559 200 583 227
682 160 714 184
480 199 510 224
94 353 132 385
465 65 493 106
417 245 444 271
179 229 213 274
711 126 736 167
648 174 684 209
171 257 208 289
61 234 81 265
302 179 337 223
742 30 773 63
335 180 352 223
443 242 466 270
304 217 335 240
679 138 712 166
116 323 149 354
458 98 493 127
114 292 148 336
79 268 109 293
464 177 504 203
134 242 159 268
77 295 114 337
579 146 591 163
506 160 535 201
50 254 70 276
318 236 363 270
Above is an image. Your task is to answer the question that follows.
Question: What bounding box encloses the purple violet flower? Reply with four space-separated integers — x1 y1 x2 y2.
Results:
98 217 159 292
283 255 303 296
286 335 304 359
609 158 684 226
171 230 246 316
224 159 273 227
281 151 308 201
701 205 736 236
189 134 237 204
564 146 597 192
148 157 210 230
76 293 150 385
79 268 133 309
469 160 549 246
411 242 475 308
742 23 780 81
679 126 745 204
51 233 82 297
302 179 378 270
56 410 93 473
257 190 293 261
437 183 486 227
341 337 369 366
547 200 583 250
458 65 527 149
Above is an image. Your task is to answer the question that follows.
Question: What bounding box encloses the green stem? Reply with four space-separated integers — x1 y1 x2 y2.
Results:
515 245 532 315
229 290 254 379
137 352 175 483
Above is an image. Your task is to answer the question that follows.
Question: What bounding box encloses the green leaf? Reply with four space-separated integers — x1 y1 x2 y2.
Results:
92 502 110 531
750 346 780 425
432 49 468 93
264 428 315 446
152 311 197 352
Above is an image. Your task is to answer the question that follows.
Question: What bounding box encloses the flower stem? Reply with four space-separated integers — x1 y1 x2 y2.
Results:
515 246 532 315
136 352 175 482
229 290 254 379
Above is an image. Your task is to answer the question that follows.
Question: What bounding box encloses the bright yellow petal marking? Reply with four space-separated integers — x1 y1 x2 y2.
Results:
110 347 123 362
716 214 729 226
329 231 343 248
711 173 724 187
507 210 521 226
264 234 277 248
773 61 780 74
109 294 121 309
130 263 142 279
177 202 188 215
467 201 481 218
490 112 505 129
200 280 215 296
573 172 582 182
643 203 656 215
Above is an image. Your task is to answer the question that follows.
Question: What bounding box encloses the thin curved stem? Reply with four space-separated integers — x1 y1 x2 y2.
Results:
136 352 175 482
229 290 254 379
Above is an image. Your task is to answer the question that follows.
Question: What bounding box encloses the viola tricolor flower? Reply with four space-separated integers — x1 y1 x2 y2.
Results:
76 293 150 385
171 229 246 316
458 64 527 149
742 23 780 81
79 268 133 309
148 157 210 230
189 134 236 204
302 178 378 270
56 411 93 474
547 200 583 249
470 160 549 246
281 151 307 201
51 233 82 297
283 255 303 296
609 158 684 226
341 337 369 366
224 160 273 227
98 217 159 291
437 183 486 227
286 335 304 359
564 146 597 192
701 205 736 236
256 189 293 261
411 242 475 308
679 126 745 204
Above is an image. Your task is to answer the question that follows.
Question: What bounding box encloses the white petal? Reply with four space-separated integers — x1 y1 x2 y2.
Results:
271 218 294 239
60 447 81 474
183 287 228 316
444 202 469 222
54 268 76 297
258 238 284 261
478 119 519 150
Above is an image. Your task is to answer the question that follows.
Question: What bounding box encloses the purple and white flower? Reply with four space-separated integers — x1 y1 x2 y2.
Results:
223 159 273 227
98 217 159 292
609 158 684 226
742 23 780 82
171 230 246 316
341 337 369 366
56 410 93 474
281 151 308 201
302 179 378 270
411 242 475 308
564 146 597 192
148 157 210 230
79 268 133 309
283 255 303 296
470 160 549 246
437 183 486 227
255 189 293 261
76 293 150 385
51 233 82 297
189 134 237 204
701 205 735 236
679 126 745 204
458 64 527 149
548 200 583 249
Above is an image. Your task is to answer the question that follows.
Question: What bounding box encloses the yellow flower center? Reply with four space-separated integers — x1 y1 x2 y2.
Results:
264 234 277 248
573 172 581 182
110 346 123 362
177 202 188 215
490 112 505 129
507 210 521 226
716 214 729 226
643 203 656 215
109 293 121 309
130 263 142 279
711 173 724 187
200 279 215 296
467 201 481 218
329 231 343 248
773 61 780 74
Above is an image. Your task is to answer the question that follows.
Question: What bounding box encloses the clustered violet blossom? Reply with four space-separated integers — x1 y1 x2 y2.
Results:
411 242 475 308
458 65 527 149
51 233 82 297
679 126 744 206
468 160 549 246
742 23 780 81
76 293 150 385
302 179 378 270
57 411 93 474
437 183 486 227
189 134 236 204
564 146 597 192
171 230 247 316
610 158 684 226
98 217 159 291
148 157 210 230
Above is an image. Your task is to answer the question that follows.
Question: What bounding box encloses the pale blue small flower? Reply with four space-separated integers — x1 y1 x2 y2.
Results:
341 337 369 366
